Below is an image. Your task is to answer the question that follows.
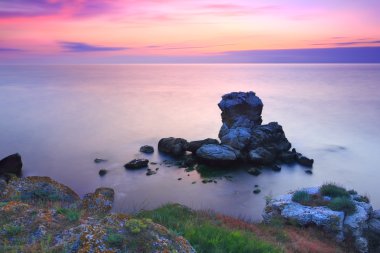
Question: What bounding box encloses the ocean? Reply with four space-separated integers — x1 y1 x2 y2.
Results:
1 64 379 220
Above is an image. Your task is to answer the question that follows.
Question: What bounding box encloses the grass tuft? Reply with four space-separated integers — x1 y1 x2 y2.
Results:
56 208 81 222
328 197 356 215
292 190 311 205
320 183 350 198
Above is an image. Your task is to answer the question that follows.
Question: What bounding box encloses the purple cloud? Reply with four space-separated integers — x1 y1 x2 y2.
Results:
0 47 23 52
59 42 128 52
312 39 380 46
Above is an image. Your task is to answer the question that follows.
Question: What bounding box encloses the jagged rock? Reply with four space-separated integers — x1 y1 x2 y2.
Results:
248 122 291 152
0 153 22 176
124 159 149 169
220 127 251 150
82 187 114 215
296 153 314 167
196 144 238 165
140 145 154 154
187 138 219 153
218 91 263 129
249 147 276 165
158 137 188 156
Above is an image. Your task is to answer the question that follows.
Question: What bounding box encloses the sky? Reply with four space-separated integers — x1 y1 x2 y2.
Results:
1 0 380 63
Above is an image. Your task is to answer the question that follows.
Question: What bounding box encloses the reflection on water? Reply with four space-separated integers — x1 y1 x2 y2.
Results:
0 64 380 220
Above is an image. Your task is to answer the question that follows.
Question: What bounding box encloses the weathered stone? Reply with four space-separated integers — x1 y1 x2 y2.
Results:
187 138 219 153
219 127 251 150
140 145 154 154
0 153 22 176
195 144 238 165
248 122 291 152
124 159 149 169
158 137 188 156
82 187 114 215
249 147 276 165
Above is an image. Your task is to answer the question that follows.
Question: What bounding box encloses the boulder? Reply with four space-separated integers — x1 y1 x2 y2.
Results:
158 137 188 156
124 159 149 169
219 127 251 150
140 145 154 154
187 138 219 153
218 91 263 129
195 144 238 165
296 153 314 167
249 147 276 165
248 122 291 152
82 187 115 215
0 153 22 176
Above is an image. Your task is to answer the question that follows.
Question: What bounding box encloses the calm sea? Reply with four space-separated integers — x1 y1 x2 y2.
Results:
1 64 379 220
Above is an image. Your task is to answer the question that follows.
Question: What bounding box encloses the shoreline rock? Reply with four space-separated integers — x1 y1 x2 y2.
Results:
0 153 22 177
124 159 149 169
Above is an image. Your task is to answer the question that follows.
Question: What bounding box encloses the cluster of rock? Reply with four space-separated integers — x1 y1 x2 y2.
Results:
158 91 312 167
263 187 380 253
0 175 195 252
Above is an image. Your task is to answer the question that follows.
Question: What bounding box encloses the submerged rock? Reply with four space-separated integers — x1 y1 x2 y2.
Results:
98 169 107 176
124 159 149 169
0 153 22 176
249 147 276 165
140 145 154 154
196 144 238 165
94 158 107 163
158 137 188 156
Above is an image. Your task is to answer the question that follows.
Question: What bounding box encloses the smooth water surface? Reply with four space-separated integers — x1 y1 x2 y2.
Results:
1 64 379 220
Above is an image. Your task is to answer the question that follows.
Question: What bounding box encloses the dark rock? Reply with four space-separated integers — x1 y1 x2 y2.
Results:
94 158 107 163
187 138 219 153
248 122 291 152
296 154 314 167
248 147 276 165
0 153 22 176
140 145 154 154
124 159 149 169
192 181 196 184
146 169 157 176
254 184 259 187
158 137 188 156
253 189 261 194
247 168 261 176
177 178 182 181
98 169 107 176
181 154 197 167
220 127 251 150
279 151 297 163
305 169 313 174
218 91 263 129
271 165 281 172
195 144 238 165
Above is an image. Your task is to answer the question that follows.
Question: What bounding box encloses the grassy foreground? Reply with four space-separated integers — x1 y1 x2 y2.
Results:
137 203 354 253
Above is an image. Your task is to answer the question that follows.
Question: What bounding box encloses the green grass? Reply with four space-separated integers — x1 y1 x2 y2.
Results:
2 224 23 236
291 190 311 205
320 183 350 198
328 197 356 215
105 232 124 247
137 204 280 253
56 208 81 222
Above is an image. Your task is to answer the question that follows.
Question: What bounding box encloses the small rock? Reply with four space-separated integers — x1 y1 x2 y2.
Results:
305 169 313 174
253 189 261 194
202 179 208 184
158 137 188 156
187 138 219 153
94 158 107 163
140 145 154 154
192 181 196 184
150 162 158 165
98 169 107 176
297 154 314 167
178 178 182 181
146 170 157 176
271 165 281 172
247 168 261 176
155 168 159 171
124 159 149 169
254 184 259 187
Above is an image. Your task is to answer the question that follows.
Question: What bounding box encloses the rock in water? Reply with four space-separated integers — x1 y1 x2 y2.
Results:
0 153 22 176
140 145 154 154
158 137 188 156
124 159 149 169
218 91 263 129
187 138 219 153
195 144 238 165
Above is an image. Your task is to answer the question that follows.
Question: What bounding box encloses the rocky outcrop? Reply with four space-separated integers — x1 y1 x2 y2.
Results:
158 137 188 156
196 144 239 165
124 159 149 169
0 153 22 176
263 186 379 253
0 176 195 253
82 187 115 215
187 138 219 153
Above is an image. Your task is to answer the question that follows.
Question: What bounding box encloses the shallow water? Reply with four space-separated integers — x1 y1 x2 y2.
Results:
0 64 379 220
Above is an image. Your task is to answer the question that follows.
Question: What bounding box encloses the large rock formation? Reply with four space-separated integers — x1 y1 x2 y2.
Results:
263 186 380 253
158 91 312 167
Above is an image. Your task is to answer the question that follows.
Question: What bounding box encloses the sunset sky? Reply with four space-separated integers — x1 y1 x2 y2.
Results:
1 0 380 63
